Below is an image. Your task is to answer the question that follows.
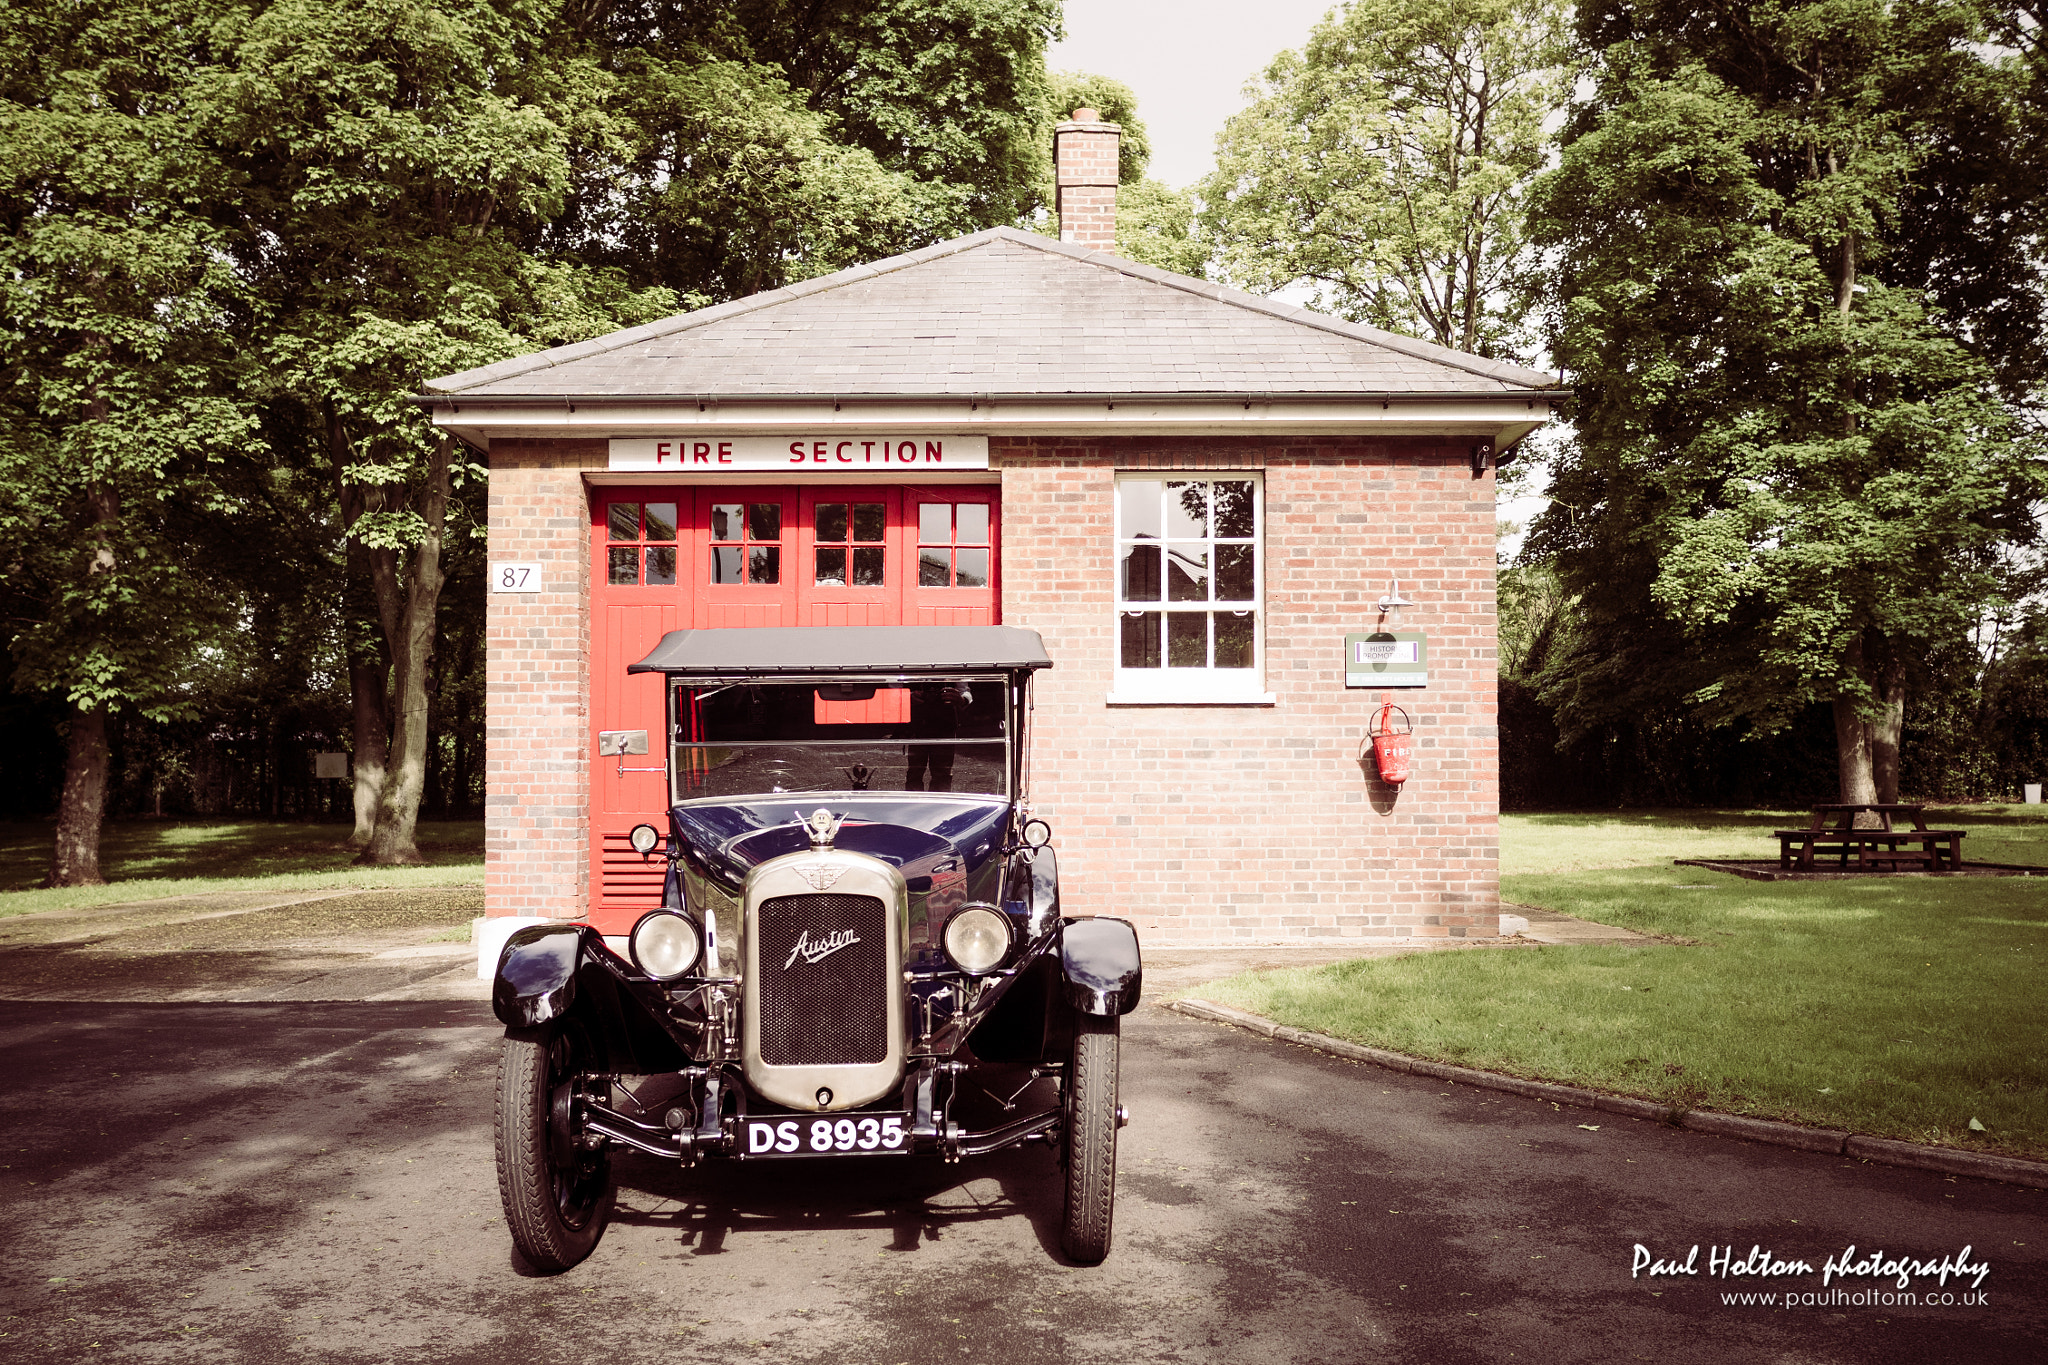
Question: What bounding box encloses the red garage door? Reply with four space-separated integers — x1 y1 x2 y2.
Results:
588 484 999 932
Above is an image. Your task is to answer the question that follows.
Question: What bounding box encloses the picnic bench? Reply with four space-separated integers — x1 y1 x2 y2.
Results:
1775 804 1966 872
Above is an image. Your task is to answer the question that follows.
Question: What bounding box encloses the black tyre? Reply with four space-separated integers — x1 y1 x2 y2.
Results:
1060 1011 1121 1263
496 1022 615 1272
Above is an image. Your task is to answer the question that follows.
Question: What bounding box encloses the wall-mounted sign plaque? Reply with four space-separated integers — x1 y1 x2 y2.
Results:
491 563 543 592
609 435 990 472
1344 631 1427 688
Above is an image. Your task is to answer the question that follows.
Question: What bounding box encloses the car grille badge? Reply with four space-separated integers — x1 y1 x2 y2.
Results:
797 864 845 891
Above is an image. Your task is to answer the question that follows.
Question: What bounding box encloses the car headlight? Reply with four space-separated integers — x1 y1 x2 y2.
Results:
942 905 1014 975
630 910 701 980
628 823 661 854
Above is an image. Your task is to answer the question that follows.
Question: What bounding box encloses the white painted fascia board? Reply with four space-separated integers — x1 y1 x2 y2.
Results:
430 397 1554 451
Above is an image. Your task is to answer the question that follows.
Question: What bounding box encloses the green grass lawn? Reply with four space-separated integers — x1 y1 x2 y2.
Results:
1197 806 2048 1160
0 819 484 917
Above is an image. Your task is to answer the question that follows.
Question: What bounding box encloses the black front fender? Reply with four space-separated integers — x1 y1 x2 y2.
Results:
1059 916 1142 1016
491 923 695 1073
492 923 589 1029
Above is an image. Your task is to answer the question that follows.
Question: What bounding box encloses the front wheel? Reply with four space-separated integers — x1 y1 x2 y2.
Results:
496 1022 615 1272
1061 1012 1121 1263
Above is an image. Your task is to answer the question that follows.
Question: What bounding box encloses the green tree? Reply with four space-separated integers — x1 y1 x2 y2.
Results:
207 0 679 863
740 0 1062 230
1526 0 2045 805
1201 0 1574 356
0 0 258 885
540 2 1058 303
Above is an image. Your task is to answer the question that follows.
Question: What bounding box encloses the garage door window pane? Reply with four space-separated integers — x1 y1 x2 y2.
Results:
645 546 677 585
815 501 886 587
609 547 639 585
956 503 989 544
919 548 951 587
955 547 989 588
609 503 641 542
711 500 782 584
815 502 848 543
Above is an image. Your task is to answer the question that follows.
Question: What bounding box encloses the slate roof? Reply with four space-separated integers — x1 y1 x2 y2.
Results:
427 227 1562 400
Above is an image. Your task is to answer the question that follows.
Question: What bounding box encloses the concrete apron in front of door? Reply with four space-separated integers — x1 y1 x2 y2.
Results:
0 886 488 1003
0 887 1649 1003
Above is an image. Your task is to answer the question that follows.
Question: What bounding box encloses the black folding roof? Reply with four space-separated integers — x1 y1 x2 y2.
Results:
627 626 1053 677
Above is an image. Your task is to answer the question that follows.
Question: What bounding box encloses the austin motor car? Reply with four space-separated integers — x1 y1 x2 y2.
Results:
490 626 1143 1270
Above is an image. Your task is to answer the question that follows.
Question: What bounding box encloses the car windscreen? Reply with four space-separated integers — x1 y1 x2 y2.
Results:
670 678 1009 801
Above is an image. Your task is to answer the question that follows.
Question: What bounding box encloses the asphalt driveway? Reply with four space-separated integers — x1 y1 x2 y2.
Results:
1 999 2040 1364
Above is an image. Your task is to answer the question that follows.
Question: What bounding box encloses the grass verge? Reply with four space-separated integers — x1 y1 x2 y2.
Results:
0 819 483 918
1196 809 2048 1161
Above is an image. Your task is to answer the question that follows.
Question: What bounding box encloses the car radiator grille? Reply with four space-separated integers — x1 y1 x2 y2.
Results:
757 893 888 1067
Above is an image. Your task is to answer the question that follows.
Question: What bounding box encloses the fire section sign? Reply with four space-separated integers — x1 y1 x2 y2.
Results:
610 435 990 471
1345 632 1427 688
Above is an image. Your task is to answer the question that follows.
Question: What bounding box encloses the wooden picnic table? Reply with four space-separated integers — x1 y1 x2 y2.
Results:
1775 804 1966 871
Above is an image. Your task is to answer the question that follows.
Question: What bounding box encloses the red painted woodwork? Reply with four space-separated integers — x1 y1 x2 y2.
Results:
905 485 1001 625
587 482 998 933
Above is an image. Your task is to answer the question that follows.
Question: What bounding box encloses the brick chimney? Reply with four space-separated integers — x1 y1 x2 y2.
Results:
1054 108 1121 253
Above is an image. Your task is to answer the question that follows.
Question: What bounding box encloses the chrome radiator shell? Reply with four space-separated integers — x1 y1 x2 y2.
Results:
739 848 909 1111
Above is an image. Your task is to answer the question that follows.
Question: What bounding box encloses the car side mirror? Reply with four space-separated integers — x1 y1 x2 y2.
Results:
598 730 649 757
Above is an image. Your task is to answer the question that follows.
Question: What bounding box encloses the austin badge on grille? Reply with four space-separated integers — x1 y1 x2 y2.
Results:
784 927 861 969
797 864 844 891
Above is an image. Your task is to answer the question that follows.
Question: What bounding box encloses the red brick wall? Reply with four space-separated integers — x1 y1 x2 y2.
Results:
995 436 1499 942
480 434 1500 942
485 439 602 919
1055 118 1120 253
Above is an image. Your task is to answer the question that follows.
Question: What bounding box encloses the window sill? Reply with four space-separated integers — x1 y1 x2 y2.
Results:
1105 681 1276 707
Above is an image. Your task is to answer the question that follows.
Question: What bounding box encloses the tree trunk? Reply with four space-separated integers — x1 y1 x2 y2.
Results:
50 702 111 886
359 439 453 865
333 403 391 846
1873 678 1905 805
1830 633 1908 816
348 657 389 845
50 474 121 885
1832 695 1879 810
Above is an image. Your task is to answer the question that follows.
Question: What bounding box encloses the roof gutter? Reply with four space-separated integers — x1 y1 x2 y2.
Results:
418 388 1568 455
412 388 1567 408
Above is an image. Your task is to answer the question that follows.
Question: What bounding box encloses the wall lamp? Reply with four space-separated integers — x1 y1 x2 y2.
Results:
1375 579 1415 625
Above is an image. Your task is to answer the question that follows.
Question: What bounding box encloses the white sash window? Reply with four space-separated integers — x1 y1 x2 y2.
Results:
1109 474 1273 705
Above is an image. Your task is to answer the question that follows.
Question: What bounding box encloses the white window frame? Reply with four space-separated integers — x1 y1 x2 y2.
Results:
1106 471 1274 706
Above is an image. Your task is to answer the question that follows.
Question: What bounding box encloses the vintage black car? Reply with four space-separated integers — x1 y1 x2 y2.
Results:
491 625 1142 1271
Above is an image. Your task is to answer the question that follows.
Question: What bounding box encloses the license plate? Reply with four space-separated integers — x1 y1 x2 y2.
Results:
739 1111 912 1158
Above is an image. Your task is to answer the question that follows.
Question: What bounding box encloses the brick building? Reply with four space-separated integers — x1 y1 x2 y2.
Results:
426 111 1562 965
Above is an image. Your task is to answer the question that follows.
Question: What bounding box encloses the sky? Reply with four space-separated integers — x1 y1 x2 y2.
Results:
1045 0 1340 189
